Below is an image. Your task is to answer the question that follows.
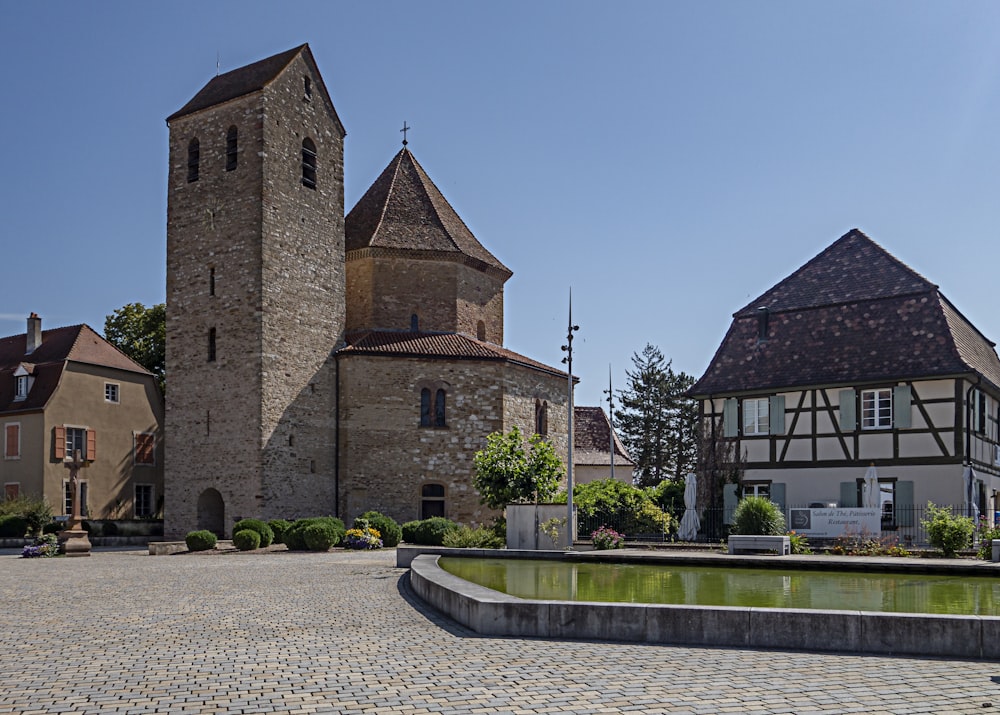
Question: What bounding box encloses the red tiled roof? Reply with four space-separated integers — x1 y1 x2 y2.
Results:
691 230 1000 396
0 323 149 413
574 405 634 465
345 149 511 278
339 330 565 377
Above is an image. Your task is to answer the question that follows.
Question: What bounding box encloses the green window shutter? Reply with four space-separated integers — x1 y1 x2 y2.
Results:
839 481 858 508
723 483 738 524
770 482 786 517
895 480 914 527
893 385 912 429
839 389 857 431
769 395 786 435
723 398 738 437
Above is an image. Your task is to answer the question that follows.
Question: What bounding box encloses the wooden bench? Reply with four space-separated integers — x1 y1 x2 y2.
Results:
728 535 790 555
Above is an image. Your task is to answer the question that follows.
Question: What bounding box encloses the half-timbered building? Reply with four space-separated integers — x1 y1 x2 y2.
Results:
689 229 1000 535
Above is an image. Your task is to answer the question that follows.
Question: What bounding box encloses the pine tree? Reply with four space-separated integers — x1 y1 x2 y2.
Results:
614 344 697 487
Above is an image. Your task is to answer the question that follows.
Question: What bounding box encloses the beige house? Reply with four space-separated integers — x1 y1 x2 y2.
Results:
0 314 164 519
573 406 634 484
689 230 1000 537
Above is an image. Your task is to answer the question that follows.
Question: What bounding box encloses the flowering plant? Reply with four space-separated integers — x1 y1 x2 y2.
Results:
344 525 383 550
21 533 59 558
591 526 624 550
787 530 812 555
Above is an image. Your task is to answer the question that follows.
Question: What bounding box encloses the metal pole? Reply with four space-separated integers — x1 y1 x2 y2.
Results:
562 290 579 546
607 364 615 482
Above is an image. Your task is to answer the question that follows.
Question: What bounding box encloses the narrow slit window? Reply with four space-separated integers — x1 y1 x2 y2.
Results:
304 76 312 99
420 388 431 427
209 267 215 296
208 327 217 362
225 126 238 171
187 138 200 182
301 138 317 189
434 389 446 427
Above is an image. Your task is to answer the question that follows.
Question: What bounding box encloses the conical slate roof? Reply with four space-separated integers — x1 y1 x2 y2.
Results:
690 229 1000 395
345 148 511 278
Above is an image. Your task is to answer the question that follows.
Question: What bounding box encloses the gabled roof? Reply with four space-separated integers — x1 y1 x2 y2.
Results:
0 324 150 412
338 330 565 378
167 44 345 134
345 148 511 278
690 229 1000 396
573 406 634 466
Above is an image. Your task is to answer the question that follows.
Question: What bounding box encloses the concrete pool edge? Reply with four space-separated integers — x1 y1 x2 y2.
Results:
404 549 1000 659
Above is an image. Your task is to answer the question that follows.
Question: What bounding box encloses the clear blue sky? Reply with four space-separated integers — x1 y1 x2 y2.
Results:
4 2 1000 409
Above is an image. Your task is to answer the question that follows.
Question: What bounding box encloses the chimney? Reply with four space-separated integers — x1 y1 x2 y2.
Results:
26 313 42 354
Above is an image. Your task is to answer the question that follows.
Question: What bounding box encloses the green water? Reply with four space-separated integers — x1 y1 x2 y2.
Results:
438 557 1000 616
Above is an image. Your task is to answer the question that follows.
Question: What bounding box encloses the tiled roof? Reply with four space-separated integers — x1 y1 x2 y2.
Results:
573 406 634 465
339 330 565 377
345 149 511 278
690 230 1000 396
166 44 345 134
0 323 149 412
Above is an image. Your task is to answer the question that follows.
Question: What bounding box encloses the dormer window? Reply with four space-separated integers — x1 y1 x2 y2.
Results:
14 376 29 401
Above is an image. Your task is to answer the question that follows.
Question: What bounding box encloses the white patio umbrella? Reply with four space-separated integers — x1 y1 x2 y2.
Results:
963 465 980 520
678 472 700 541
863 464 880 509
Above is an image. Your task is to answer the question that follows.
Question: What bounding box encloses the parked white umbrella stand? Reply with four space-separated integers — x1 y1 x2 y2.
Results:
678 472 700 541
863 464 880 509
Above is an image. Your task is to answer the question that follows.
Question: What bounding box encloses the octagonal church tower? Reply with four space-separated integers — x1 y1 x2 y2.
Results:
164 45 346 537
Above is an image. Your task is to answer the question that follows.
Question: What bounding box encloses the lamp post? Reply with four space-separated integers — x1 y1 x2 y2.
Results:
604 365 615 482
561 290 579 546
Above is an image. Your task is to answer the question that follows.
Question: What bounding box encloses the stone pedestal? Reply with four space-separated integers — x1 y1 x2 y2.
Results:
58 527 92 557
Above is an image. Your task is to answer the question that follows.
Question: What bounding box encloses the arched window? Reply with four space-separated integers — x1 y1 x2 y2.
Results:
435 389 446 427
421 483 445 519
187 138 200 182
476 320 486 341
535 399 548 437
411 314 419 332
301 138 317 189
226 126 238 171
420 388 432 427
207 327 216 362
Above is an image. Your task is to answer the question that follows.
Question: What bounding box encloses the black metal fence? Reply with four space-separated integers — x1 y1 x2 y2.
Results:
579 504 990 548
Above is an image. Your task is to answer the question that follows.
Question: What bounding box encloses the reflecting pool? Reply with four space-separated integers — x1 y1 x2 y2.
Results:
438 557 1000 615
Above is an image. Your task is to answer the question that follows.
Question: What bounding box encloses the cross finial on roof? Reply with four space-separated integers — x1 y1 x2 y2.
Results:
400 121 410 146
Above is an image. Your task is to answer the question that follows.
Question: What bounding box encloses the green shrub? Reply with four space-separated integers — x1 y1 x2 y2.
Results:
402 517 459 545
442 524 505 548
102 521 120 537
303 523 340 551
0 495 53 536
357 511 402 548
557 479 676 537
284 517 345 551
233 518 274 548
42 521 62 535
922 502 974 558
185 530 218 551
233 528 261 551
268 519 291 544
0 514 29 538
730 496 786 536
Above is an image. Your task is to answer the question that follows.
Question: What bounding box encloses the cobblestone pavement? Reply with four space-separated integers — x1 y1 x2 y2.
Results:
2 548 1000 714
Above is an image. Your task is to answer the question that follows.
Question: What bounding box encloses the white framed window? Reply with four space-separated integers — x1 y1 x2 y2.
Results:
105 382 120 404
743 398 769 435
994 444 1000 466
134 484 154 518
742 482 771 499
63 479 89 517
66 427 87 460
14 375 29 401
861 388 892 429
4 423 19 460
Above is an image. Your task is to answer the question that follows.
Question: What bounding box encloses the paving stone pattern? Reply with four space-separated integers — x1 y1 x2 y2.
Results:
1 549 998 714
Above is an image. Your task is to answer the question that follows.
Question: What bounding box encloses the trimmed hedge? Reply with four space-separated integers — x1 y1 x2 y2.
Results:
233 529 261 551
185 530 218 552
268 519 291 544
284 517 345 551
356 511 402 548
401 517 459 546
303 523 339 551
233 518 274 548
0 514 28 538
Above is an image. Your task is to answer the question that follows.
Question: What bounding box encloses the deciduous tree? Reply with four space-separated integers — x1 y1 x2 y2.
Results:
104 302 165 393
473 426 564 510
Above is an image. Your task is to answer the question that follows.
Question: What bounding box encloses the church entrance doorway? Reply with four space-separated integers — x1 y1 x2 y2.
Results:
197 488 225 537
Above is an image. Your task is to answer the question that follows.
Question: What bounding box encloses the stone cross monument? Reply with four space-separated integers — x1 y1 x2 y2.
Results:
59 450 92 557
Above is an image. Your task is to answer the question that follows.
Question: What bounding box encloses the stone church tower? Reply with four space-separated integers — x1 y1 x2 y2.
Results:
164 45 346 536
